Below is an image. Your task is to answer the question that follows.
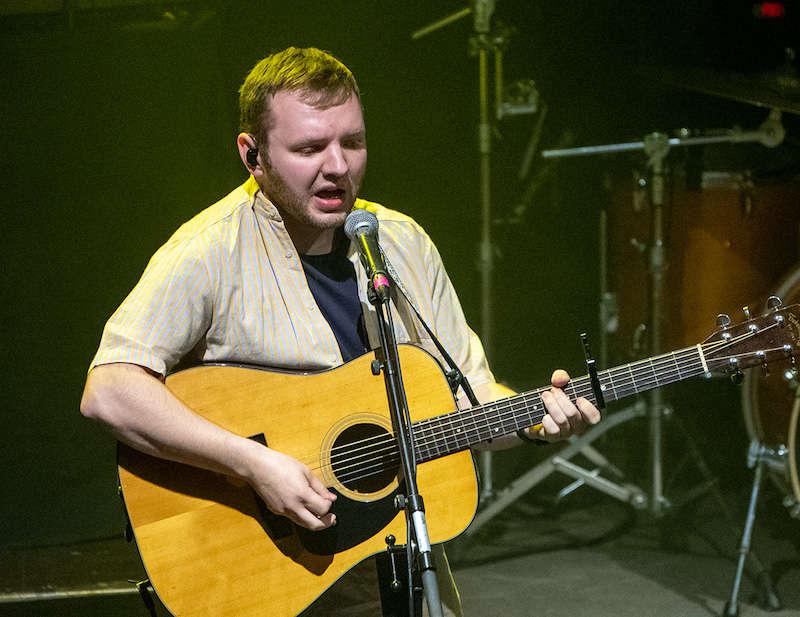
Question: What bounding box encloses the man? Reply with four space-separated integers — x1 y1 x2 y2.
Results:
80 47 600 616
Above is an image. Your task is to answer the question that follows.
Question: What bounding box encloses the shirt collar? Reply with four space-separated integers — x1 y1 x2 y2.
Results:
245 176 282 221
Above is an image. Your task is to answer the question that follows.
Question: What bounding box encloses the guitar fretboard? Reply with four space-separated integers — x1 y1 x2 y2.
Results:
410 345 710 463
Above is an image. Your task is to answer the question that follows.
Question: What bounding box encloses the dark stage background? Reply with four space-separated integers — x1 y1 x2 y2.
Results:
2 0 799 550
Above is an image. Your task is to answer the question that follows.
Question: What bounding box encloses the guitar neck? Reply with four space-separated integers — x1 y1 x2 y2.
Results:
412 345 708 462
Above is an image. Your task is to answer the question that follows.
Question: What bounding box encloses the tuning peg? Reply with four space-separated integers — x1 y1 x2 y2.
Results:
730 370 744 385
716 313 731 329
742 305 751 320
767 296 783 311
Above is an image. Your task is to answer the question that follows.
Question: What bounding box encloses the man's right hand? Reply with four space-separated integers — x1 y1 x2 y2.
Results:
82 363 337 532
244 443 337 531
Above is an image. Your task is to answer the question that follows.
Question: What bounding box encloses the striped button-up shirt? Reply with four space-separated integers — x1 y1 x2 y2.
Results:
91 177 494 390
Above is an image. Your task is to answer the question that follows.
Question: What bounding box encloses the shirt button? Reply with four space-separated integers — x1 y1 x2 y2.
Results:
285 252 293 259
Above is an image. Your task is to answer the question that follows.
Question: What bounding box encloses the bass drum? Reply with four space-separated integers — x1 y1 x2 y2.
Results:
741 264 800 503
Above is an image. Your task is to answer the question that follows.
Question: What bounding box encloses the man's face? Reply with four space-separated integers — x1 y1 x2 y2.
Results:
260 90 367 234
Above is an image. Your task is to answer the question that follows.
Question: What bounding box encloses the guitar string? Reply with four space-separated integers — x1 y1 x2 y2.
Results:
302 336 772 483
330 344 770 485
292 328 775 477
299 329 781 483
290 343 715 469
324 345 782 486
329 342 787 487
336 349 777 481
291 330 753 469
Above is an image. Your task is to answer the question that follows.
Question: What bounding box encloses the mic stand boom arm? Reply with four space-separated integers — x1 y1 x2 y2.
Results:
370 285 445 617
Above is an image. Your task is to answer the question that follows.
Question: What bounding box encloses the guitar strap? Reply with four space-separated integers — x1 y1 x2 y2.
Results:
382 252 481 409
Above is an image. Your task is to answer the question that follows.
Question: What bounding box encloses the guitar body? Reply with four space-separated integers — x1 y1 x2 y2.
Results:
118 345 478 617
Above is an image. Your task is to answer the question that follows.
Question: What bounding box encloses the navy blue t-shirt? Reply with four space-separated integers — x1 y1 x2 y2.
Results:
299 229 369 363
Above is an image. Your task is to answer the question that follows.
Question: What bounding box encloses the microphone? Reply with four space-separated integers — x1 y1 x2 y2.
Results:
344 210 390 302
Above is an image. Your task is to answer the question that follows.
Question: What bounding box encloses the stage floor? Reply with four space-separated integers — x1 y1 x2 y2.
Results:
2 472 798 616
450 488 800 617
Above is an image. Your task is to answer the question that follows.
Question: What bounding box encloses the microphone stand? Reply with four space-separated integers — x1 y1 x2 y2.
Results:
369 283 444 617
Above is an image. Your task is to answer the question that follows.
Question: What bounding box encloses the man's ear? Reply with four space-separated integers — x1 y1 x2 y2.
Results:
236 133 262 176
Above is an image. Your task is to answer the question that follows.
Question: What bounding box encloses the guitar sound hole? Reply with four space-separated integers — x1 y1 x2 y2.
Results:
331 423 398 493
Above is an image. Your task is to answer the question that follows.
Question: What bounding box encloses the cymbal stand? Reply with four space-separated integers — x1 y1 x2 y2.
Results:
643 132 670 514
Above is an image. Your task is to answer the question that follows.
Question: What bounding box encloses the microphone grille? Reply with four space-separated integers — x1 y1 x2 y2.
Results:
344 209 379 240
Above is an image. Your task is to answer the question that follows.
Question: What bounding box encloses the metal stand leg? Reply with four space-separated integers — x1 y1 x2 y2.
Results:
723 441 782 616
465 403 649 536
669 423 781 611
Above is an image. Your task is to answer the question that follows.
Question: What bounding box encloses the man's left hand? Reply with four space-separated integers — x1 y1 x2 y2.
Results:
531 369 601 442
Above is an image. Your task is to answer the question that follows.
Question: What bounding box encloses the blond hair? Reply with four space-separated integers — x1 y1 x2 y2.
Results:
238 47 360 146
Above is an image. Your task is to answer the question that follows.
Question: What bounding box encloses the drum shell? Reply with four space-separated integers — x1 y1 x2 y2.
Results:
610 171 800 353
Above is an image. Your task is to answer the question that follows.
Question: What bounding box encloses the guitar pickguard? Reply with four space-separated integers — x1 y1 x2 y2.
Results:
296 486 400 555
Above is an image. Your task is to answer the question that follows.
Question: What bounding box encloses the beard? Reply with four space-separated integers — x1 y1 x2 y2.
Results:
260 157 360 231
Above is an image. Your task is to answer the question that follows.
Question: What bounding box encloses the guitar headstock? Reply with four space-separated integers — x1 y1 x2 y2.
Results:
700 298 800 378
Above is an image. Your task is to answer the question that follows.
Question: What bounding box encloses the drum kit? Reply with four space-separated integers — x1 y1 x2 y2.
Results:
597 92 800 614
596 66 800 516
470 58 800 616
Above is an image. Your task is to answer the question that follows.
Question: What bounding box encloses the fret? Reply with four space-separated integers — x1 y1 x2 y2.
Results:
455 408 469 450
627 364 638 394
418 418 432 461
601 368 618 402
648 357 659 387
599 372 613 402
672 351 682 381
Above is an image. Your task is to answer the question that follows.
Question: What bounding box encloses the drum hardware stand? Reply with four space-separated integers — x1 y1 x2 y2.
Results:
465 400 650 536
467 114 789 532
413 1 543 503
546 112 786 516
723 440 785 616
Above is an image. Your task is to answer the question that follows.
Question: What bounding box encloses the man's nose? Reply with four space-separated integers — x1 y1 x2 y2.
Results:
322 145 348 177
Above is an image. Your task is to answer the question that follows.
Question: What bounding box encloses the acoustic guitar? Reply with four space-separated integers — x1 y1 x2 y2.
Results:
118 303 800 617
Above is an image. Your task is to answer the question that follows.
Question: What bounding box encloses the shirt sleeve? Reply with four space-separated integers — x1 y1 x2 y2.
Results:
89 234 213 376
